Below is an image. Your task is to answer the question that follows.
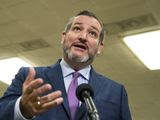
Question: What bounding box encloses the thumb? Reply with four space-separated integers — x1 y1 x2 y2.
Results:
25 67 36 84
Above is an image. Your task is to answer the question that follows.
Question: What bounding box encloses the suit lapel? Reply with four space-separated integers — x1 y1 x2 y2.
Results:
46 61 71 117
88 68 102 97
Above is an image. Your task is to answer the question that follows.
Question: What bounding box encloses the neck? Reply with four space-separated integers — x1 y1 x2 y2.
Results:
63 56 92 71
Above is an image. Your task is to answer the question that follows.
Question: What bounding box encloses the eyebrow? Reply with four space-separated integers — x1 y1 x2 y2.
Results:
73 22 100 33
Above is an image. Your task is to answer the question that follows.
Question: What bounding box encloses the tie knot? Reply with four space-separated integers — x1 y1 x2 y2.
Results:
73 72 80 79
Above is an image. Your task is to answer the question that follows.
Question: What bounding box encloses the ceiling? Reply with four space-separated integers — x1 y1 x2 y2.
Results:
0 0 160 119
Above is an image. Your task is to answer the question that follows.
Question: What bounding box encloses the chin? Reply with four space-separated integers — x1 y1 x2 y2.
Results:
76 56 89 63
68 52 89 63
64 48 94 63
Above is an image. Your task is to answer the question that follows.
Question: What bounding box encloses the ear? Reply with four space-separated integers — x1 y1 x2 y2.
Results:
97 42 104 55
61 32 66 44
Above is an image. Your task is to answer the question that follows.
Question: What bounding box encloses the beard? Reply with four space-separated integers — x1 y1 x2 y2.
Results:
63 43 96 63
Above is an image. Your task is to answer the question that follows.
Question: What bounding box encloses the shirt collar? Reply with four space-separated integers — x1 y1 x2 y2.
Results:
60 59 91 80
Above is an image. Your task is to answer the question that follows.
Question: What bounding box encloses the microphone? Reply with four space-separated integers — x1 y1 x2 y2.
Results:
76 83 100 120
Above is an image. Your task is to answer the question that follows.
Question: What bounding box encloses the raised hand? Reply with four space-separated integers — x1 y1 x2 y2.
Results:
20 67 63 118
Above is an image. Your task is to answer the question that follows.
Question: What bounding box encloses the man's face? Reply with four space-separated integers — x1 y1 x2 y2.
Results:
61 15 104 63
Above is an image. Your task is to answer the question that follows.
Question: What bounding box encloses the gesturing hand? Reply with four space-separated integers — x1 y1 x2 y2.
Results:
20 67 63 118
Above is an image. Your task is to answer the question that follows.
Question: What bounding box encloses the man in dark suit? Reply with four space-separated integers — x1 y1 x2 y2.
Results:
0 10 132 120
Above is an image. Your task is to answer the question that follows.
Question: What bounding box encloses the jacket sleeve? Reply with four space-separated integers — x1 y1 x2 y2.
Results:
120 86 132 120
0 67 28 120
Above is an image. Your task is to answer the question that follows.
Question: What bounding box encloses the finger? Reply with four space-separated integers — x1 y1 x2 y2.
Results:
40 90 62 104
33 97 63 115
31 91 63 114
25 67 36 85
25 78 44 94
41 97 63 110
22 78 43 104
32 84 52 98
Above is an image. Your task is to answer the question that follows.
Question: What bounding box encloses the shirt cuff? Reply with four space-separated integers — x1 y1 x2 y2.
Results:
14 97 33 120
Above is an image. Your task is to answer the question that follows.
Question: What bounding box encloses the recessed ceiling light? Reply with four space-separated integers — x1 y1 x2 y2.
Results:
123 30 160 70
0 57 32 85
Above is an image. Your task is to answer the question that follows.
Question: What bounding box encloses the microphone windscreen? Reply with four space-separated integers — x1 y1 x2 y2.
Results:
76 83 94 102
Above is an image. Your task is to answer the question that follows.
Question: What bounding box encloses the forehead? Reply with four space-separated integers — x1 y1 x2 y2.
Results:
71 15 102 32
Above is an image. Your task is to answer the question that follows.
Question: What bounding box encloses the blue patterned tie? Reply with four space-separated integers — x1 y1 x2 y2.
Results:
68 72 80 120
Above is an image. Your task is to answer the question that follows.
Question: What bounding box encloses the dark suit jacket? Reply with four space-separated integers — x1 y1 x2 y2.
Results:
0 60 132 120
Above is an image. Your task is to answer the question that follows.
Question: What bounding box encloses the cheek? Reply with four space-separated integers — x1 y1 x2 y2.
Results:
63 36 73 47
88 45 99 55
65 34 75 43
89 41 99 51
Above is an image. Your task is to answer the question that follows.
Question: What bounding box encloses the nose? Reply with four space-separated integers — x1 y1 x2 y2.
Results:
78 31 87 42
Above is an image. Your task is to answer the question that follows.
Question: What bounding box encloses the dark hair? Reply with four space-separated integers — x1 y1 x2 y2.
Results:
64 10 106 42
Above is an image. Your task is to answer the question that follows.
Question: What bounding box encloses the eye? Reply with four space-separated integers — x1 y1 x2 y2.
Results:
89 31 98 38
73 26 81 32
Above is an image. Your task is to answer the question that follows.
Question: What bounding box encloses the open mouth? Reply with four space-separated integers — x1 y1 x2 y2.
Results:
73 44 87 50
